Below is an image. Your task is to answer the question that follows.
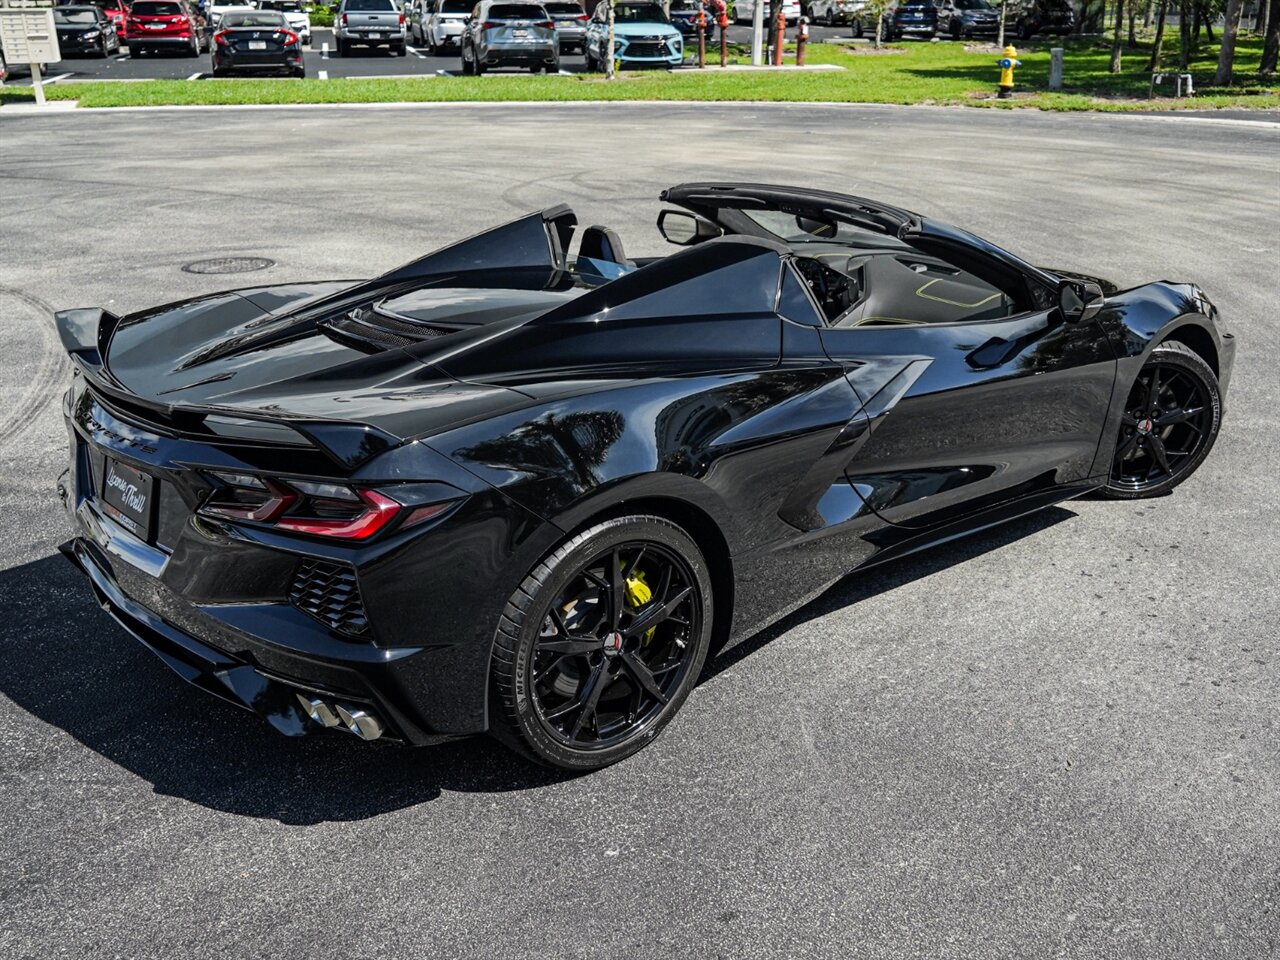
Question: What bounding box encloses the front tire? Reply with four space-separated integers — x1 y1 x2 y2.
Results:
488 516 715 771
1101 341 1222 499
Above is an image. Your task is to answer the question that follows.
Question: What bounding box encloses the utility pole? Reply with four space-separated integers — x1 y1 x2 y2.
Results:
606 0 616 78
751 0 765 64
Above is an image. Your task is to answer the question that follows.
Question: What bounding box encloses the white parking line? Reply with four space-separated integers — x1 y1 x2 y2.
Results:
318 69 328 79
321 41 330 59
114 52 130 60
186 71 203 81
44 72 73 84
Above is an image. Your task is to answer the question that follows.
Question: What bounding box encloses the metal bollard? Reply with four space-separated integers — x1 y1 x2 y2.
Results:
696 9 706 68
996 44 1021 99
771 5 785 66
718 4 728 67
796 15 808 66
1048 46 1063 91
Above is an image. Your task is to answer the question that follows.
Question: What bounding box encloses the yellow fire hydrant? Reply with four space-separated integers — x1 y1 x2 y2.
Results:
997 45 1021 99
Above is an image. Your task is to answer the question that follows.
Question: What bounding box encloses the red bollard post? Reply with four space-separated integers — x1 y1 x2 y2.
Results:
696 9 706 68
795 15 808 66
715 0 728 67
771 6 785 66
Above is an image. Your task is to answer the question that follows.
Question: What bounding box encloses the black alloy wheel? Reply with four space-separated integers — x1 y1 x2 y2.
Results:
1104 341 1221 499
489 516 714 770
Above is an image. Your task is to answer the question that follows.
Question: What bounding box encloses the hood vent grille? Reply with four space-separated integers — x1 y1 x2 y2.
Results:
320 306 457 353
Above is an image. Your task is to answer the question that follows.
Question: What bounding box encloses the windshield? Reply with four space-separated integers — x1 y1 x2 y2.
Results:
223 11 287 24
55 7 99 21
615 3 667 21
669 0 700 10
740 208 911 251
130 1 183 14
956 0 992 9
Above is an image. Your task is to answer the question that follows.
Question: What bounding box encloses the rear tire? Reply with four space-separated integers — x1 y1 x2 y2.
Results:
488 515 714 771
1100 341 1222 500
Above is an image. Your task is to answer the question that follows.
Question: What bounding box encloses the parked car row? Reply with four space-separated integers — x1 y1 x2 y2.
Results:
806 0 1075 40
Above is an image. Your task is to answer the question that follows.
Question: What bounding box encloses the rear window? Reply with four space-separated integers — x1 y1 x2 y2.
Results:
131 1 183 13
223 11 288 25
544 2 581 12
488 3 545 17
439 0 470 9
344 0 396 9
259 1 304 10
55 7 100 21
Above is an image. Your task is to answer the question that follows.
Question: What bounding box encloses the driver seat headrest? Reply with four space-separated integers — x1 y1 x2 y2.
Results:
578 225 631 267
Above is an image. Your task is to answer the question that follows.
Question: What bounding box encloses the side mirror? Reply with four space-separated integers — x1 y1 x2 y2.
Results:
657 209 720 246
1058 279 1105 323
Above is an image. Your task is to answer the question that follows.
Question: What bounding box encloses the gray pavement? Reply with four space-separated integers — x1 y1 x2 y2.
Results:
0 103 1277 959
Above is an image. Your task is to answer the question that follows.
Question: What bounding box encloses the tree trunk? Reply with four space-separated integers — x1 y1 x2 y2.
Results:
1144 0 1155 27
1191 1 1202 45
1147 0 1168 69
874 15 882 48
1263 0 1280 74
1203 3 1215 40
1214 0 1243 84
1179 0 1192 66
997 0 1007 46
1260 0 1270 34
1111 0 1126 70
1074 0 1088 33
1128 3 1138 43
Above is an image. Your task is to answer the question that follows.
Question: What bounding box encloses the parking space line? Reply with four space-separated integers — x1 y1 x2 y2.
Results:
406 46 426 58
318 69 328 79
44 72 73 84
321 42 330 59
186 71 203 81
114 52 129 60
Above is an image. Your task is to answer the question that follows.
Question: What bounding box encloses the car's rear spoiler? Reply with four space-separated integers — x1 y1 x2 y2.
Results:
55 306 401 471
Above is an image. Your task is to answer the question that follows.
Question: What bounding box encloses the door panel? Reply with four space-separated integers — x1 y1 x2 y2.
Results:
821 312 1116 528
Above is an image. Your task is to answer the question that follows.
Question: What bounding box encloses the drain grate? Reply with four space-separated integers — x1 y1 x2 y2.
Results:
182 256 275 275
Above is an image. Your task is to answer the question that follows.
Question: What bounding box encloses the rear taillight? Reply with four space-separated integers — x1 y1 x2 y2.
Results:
538 19 553 27
213 30 230 44
576 13 587 19
481 19 499 27
340 11 348 24
200 473 454 541
279 29 299 44
398 11 405 24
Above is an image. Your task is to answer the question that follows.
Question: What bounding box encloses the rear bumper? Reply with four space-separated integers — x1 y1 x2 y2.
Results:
126 34 196 47
214 50 303 71
482 40 557 63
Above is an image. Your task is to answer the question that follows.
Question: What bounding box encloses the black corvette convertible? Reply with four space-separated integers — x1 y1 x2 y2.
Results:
56 183 1233 770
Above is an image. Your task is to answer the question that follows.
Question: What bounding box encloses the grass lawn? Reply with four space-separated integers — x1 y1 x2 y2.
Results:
1 35 1276 110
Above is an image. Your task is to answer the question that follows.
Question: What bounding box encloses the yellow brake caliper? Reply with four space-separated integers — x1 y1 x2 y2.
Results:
623 567 656 647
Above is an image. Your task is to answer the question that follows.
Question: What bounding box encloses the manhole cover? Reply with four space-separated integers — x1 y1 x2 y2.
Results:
182 257 275 275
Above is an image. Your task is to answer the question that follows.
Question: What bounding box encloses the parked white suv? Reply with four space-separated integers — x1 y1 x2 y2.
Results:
732 0 801 23
335 0 407 55
256 0 312 42
423 0 471 53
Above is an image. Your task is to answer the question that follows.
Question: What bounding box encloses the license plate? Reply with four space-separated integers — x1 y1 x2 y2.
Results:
146 23 166 28
513 28 529 36
101 457 156 542
249 39 266 48
364 30 383 36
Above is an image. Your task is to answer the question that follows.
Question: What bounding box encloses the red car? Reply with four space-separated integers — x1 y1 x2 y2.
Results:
57 0 131 40
126 0 208 56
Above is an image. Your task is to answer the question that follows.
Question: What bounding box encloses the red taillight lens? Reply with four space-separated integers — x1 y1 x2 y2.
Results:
576 13 587 19
200 473 460 541
398 12 405 24
279 29 299 44
201 473 297 522
213 30 230 44
481 19 499 27
538 19 553 27
340 11 348 24
276 489 402 540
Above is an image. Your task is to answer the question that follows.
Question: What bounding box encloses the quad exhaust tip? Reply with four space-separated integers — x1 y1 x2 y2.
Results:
295 693 385 741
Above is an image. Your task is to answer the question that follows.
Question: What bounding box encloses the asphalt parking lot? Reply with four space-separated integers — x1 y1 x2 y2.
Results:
1 104 1278 959
4 22 857 82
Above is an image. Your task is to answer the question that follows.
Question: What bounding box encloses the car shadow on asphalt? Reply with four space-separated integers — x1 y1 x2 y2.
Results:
0 506 1073 824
